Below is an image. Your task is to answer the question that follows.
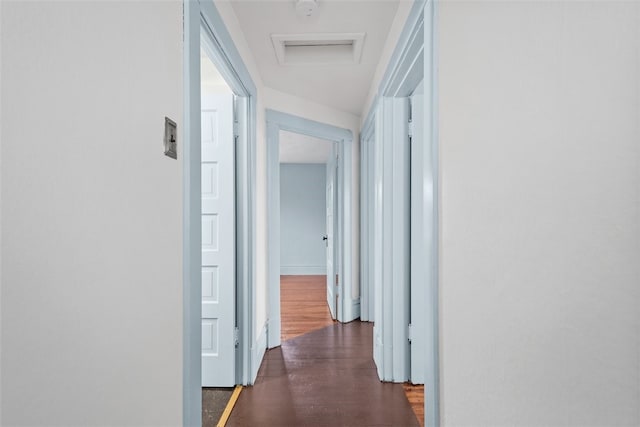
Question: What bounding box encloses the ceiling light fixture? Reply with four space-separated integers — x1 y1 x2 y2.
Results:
295 0 318 17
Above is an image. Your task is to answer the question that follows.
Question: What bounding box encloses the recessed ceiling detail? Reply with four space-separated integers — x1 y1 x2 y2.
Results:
271 33 366 65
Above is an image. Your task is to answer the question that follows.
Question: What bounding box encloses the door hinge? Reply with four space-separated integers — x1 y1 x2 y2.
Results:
408 323 414 342
408 120 414 138
234 327 239 348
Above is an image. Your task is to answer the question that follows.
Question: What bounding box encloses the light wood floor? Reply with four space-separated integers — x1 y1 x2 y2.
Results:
279 275 425 425
280 275 335 342
403 383 425 427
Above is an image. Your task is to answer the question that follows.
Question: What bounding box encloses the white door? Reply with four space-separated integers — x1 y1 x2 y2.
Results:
201 92 235 387
326 150 338 319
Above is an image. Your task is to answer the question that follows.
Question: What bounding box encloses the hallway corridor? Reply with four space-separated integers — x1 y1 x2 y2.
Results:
226 276 420 426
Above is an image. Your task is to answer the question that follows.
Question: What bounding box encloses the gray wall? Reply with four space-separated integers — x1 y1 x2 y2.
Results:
280 164 327 275
1 1 183 424
438 1 640 425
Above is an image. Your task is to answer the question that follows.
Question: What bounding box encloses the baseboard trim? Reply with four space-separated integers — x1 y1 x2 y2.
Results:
280 265 326 275
343 297 361 323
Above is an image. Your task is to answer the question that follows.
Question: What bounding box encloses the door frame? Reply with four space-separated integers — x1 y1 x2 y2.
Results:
360 0 440 425
184 0 257 425
265 109 355 349
359 118 375 322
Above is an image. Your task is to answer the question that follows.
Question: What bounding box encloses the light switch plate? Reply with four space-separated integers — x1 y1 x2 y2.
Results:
164 117 177 159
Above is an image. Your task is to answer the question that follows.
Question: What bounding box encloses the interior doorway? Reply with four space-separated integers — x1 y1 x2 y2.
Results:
265 109 355 349
183 2 258 424
278 132 337 341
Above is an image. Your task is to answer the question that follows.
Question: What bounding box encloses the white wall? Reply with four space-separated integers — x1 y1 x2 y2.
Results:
264 87 361 136
1 1 183 425
438 1 640 425
280 164 327 275
361 0 412 126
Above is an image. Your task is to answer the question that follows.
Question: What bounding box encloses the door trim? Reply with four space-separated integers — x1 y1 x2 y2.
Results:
360 0 440 425
265 109 355 349
360 117 375 322
184 0 257 424
423 3 440 425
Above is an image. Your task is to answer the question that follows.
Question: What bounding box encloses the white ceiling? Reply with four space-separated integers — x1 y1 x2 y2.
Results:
230 0 401 116
279 130 334 163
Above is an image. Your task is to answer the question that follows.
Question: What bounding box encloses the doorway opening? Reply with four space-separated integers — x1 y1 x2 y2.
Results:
184 2 258 425
278 131 337 342
199 23 243 427
265 110 355 350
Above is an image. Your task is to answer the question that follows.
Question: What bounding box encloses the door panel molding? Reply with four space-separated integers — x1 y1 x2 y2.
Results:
200 93 236 387
265 109 355 349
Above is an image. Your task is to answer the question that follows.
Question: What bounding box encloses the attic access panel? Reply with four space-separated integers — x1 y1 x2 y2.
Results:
271 33 366 65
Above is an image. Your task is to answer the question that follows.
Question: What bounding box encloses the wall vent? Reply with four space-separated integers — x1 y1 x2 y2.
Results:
271 33 365 65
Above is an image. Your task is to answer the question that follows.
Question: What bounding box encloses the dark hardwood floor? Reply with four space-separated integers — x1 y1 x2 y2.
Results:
227 322 419 426
226 275 422 426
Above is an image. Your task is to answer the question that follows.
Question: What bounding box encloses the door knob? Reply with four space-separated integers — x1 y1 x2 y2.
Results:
322 236 328 241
